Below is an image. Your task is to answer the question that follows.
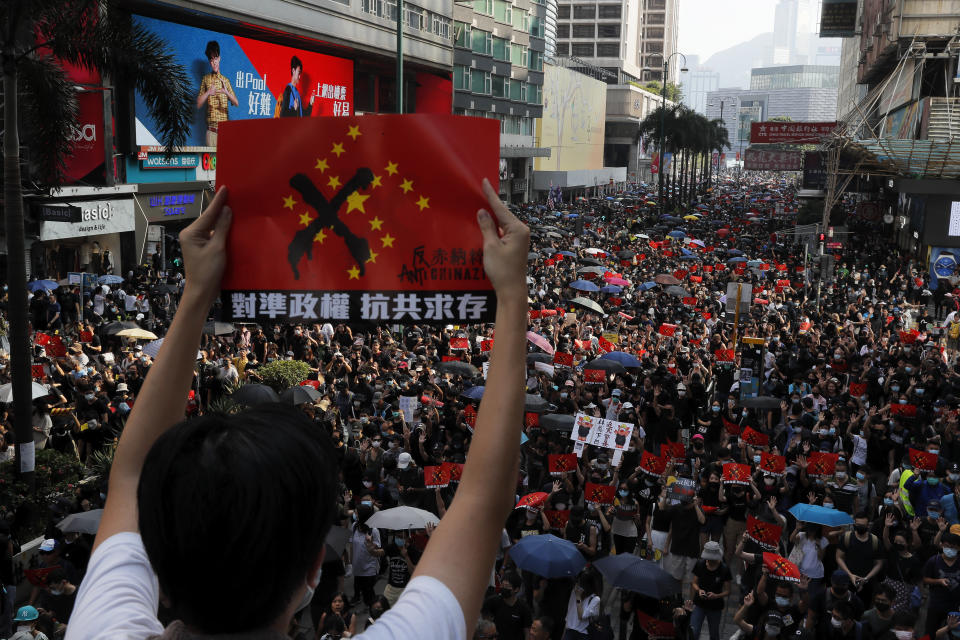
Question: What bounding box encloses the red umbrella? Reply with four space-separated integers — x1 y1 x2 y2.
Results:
716 228 730 238
515 492 549 509
300 380 321 389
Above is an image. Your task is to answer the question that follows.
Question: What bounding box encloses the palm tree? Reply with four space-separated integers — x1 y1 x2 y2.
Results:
2 0 191 483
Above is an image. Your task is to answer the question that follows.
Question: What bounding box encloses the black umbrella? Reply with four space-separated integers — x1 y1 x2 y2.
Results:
437 360 480 377
527 353 554 364
279 385 321 405
525 394 552 413
580 258 603 266
231 383 280 405
585 359 626 374
540 414 575 432
665 285 689 297
528 252 540 261
151 283 178 294
616 250 634 259
102 321 139 336
740 396 784 409
203 321 236 336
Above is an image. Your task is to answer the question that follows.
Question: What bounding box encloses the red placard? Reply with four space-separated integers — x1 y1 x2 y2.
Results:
673 269 687 280
584 369 605 384
449 337 470 350
639 451 667 476
763 552 801 583
661 441 686 463
447 462 464 483
689 275 703 283
78 330 93 343
722 462 752 485
217 115 499 324
529 309 542 320
658 323 677 337
597 336 615 353
463 404 477 429
45 336 66 357
525 412 540 428
681 296 698 306
741 426 769 448
480 339 493 352
584 482 616 505
759 452 786 476
890 403 917 417
703 265 713 273
544 509 570 530
636 612 675 639
34 332 51 346
25 566 61 588
441 355 462 363
722 417 741 436
549 453 578 476
849 382 867 396
750 121 839 144
424 465 451 488
807 451 838 477
908 448 938 472
31 365 46 380
553 351 573 367
715 349 735 362
745 515 782 550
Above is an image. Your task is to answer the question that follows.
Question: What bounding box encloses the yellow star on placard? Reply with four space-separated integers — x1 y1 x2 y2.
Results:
385 161 399 176
416 195 430 211
328 175 341 189
369 216 384 231
314 229 328 243
367 250 379 264
346 192 369 214
298 212 314 226
371 174 383 188
381 233 396 248
346 125 361 141
283 195 296 210
347 265 361 280
399 178 414 194
315 158 329 172
331 142 345 157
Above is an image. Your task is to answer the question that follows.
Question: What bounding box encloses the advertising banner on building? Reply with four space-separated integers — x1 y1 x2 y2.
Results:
820 0 858 37
133 16 354 148
39 199 135 241
743 148 803 171
750 121 839 144
217 115 499 324
534 65 606 172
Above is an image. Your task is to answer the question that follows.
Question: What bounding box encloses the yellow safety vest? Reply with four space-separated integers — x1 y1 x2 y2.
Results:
899 469 915 517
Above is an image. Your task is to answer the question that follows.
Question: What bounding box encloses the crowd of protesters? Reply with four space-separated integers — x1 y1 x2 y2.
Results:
2 173 960 640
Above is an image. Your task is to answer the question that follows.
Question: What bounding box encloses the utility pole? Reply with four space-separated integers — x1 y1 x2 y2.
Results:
396 0 404 113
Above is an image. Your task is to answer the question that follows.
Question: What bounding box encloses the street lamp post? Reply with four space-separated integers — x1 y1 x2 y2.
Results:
659 52 688 218
708 99 726 188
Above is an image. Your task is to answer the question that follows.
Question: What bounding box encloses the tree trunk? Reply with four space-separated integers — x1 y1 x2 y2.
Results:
3 62 36 487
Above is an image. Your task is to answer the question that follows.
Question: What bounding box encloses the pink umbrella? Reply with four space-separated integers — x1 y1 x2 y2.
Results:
526 331 555 355
605 277 631 286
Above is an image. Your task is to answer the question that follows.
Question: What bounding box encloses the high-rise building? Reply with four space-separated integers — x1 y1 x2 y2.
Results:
453 0 551 202
553 0 678 85
683 57 721 115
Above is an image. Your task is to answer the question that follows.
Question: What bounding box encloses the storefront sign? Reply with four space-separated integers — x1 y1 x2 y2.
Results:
743 148 803 171
34 204 81 223
136 191 204 221
750 121 839 144
39 199 135 240
142 154 200 169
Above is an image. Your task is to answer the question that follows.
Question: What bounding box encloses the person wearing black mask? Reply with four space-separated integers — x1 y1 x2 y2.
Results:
861 583 896 638
482 572 532 640
806 569 865 636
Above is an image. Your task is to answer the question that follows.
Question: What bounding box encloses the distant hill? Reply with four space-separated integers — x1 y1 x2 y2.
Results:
702 33 775 89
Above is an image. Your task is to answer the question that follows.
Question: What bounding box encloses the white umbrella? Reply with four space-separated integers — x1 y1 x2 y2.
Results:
116 328 159 340
0 381 50 403
57 509 104 535
583 247 606 255
365 506 440 530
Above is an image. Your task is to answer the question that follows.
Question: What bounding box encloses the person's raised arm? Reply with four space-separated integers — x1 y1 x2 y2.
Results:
92 187 231 552
412 178 529 633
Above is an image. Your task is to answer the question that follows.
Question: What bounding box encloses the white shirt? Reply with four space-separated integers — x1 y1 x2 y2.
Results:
67 532 465 640
564 591 600 633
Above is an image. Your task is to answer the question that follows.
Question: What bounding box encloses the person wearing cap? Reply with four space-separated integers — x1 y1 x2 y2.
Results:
689 540 731 640
9 605 48 640
922 532 960 637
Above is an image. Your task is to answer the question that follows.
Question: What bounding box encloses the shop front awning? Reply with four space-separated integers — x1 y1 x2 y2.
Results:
846 137 960 179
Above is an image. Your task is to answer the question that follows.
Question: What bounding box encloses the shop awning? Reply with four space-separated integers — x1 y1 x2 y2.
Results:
846 137 960 179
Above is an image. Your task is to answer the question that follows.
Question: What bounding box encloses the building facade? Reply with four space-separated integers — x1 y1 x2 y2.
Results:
453 0 551 202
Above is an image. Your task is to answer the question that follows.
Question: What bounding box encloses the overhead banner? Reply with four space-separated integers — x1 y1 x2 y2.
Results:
820 0 858 37
750 121 839 144
743 148 803 171
217 115 500 324
133 15 354 147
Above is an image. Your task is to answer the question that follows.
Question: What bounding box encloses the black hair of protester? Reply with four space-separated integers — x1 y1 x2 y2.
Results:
137 404 338 633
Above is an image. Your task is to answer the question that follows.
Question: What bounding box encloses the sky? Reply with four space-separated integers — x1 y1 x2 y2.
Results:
677 0 777 64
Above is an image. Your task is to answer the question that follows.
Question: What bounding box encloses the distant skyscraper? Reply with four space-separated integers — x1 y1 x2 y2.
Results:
683 57 720 114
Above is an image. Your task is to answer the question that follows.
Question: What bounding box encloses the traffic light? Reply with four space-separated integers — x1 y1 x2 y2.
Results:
818 233 825 242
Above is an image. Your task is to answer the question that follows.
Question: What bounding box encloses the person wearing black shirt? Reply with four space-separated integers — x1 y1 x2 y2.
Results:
836 511 885 601
807 570 865 637
689 541 732 640
483 572 532 640
664 496 706 581
383 532 420 606
36 568 77 629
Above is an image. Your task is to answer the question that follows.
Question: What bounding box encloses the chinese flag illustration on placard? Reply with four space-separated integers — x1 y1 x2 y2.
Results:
424 465 451 489
218 115 500 323
549 453 577 476
584 483 615 505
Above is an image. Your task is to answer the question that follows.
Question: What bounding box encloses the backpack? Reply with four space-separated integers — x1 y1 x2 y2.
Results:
949 321 960 339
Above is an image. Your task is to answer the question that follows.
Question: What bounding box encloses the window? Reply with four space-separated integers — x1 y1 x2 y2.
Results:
645 54 662 68
528 49 544 71
557 24 569 38
529 15 545 37
509 78 522 101
572 24 594 37
432 14 451 39
556 42 569 55
474 0 493 15
454 65 471 90
494 0 512 23
597 43 619 56
598 5 621 18
571 42 594 56
510 43 528 67
645 27 664 39
645 41 663 53
572 4 595 18
557 4 570 18
529 83 542 105
454 21 470 47
493 36 510 60
512 9 529 31
492 74 507 97
597 24 620 38
404 5 425 30
472 28 492 55
646 11 664 24
472 70 491 94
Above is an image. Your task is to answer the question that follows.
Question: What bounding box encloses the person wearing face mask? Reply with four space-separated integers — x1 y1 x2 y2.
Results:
34 568 77 631
827 463 860 515
482 572 532 640
689 541 731 640
837 511 884 600
608 482 639 555
384 531 421 608
881 527 922 613
807 570 865 636
922 532 960 637
733 581 803 640
825 601 863 640
788 522 827 597
884 611 921 640
564 506 599 560
861 583 896 638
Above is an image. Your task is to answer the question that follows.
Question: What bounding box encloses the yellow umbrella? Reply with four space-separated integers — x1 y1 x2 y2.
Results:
116 328 159 340
683 215 698 221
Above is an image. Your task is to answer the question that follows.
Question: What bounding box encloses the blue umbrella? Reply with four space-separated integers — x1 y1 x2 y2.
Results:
747 259 763 267
569 280 600 293
461 386 485 400
27 280 59 292
639 282 657 291
679 254 699 261
598 351 643 368
605 196 615 201
667 230 686 239
593 555 681 598
788 503 854 527
600 285 622 294
509 534 586 578
97 275 124 285
727 249 744 256
557 251 577 258
727 256 748 264
565 213 579 219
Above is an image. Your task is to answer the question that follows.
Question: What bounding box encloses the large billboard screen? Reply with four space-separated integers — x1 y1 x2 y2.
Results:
820 0 858 37
133 16 354 147
535 65 606 172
